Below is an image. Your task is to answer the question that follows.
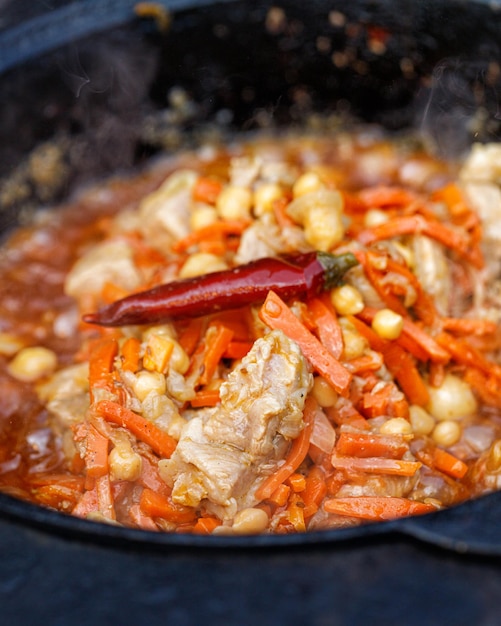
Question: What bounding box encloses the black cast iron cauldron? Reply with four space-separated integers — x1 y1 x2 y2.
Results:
1 2 501 624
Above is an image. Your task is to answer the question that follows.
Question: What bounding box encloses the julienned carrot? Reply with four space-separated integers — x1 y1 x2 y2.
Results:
255 396 317 501
358 185 419 208
259 291 352 395
139 487 197 523
358 307 450 364
120 336 141 372
267 483 291 507
287 493 306 532
33 484 84 509
324 496 437 520
84 423 110 478
172 219 249 253
463 368 501 408
433 448 469 479
361 382 409 419
199 324 234 385
193 516 222 534
357 214 483 268
101 281 131 304
308 296 344 359
190 388 221 407
335 432 409 459
330 454 421 476
435 331 501 380
96 400 177 458
343 350 384 374
272 196 295 229
441 317 498 336
286 473 307 492
222 341 253 360
128 503 158 531
381 341 430 406
88 337 119 400
177 317 205 356
302 466 327 518
192 176 223 204
347 316 429 406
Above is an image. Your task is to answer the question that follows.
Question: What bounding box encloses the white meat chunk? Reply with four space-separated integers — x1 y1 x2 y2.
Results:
159 330 312 520
37 363 90 429
412 235 451 316
234 214 308 265
64 239 142 299
138 169 197 248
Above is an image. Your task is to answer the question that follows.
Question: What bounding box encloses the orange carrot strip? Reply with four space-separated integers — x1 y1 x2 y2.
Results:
343 350 384 374
267 483 291 507
286 473 307 493
255 396 317 501
308 296 344 359
359 307 450 364
381 341 430 406
139 487 197 524
177 317 205 356
302 467 327 518
172 219 250 253
442 317 497 336
348 315 429 405
84 423 110 479
222 341 254 360
101 281 131 304
96 400 177 458
358 185 419 208
192 176 223 204
324 496 437 520
463 368 501 408
128 503 159 531
33 485 84 509
272 196 295 228
287 493 306 532
193 517 222 534
29 473 86 491
259 291 352 395
357 214 483 268
335 432 409 459
433 448 469 479
436 332 501 379
190 389 221 407
199 324 234 385
330 455 421 476
88 337 119 401
120 337 141 373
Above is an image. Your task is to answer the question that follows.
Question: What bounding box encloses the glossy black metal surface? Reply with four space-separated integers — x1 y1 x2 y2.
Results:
1 1 501 622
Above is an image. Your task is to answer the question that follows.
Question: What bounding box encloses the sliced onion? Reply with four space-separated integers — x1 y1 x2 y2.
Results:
310 408 336 455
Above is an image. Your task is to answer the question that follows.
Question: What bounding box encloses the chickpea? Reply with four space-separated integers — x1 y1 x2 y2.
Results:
432 420 462 447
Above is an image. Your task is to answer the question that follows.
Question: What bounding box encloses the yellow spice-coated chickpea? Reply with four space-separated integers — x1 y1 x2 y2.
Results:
409 404 436 435
371 308 404 340
312 376 338 408
7 346 58 382
179 252 228 278
253 183 284 216
432 420 462 447
292 171 324 197
380 417 413 436
216 185 253 220
330 284 364 316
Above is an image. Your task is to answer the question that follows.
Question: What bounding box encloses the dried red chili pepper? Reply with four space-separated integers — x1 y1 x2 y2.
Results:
82 251 358 327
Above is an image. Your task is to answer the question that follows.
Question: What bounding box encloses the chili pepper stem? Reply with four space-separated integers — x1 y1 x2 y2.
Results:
317 251 358 290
